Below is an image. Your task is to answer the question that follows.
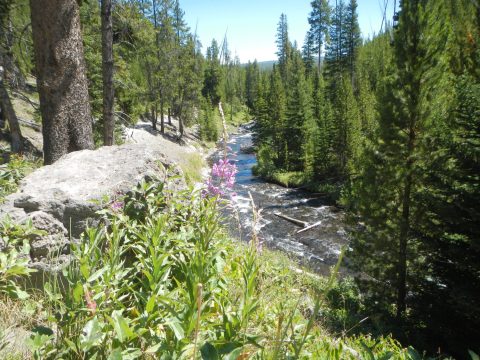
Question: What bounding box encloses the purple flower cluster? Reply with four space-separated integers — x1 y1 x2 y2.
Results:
204 158 237 199
110 201 124 212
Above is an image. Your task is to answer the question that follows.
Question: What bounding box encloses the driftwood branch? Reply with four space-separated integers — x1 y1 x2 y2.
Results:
274 213 309 228
297 221 322 234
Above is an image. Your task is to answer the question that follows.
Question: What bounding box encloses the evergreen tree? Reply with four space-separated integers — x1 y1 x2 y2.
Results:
311 71 333 176
175 35 202 137
307 0 331 70
252 72 269 147
344 0 361 83
199 97 218 141
349 0 430 320
276 13 291 81
408 1 480 355
80 0 103 120
302 31 316 76
332 75 360 175
202 39 222 105
154 0 176 132
284 48 312 171
245 60 259 110
325 0 347 76
267 65 287 167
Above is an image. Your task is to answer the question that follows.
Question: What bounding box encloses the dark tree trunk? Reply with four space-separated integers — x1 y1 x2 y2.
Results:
396 126 415 320
179 115 184 137
101 0 115 146
30 0 94 165
168 107 172 125
0 8 23 154
151 106 157 130
177 99 184 138
0 102 4 128
4 19 25 89
0 73 23 153
160 100 164 134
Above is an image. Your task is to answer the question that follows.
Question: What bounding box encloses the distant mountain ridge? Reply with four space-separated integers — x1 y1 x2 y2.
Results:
242 58 321 71
241 60 276 70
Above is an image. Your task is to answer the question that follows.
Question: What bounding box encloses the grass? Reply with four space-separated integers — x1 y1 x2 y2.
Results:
179 152 207 186
252 168 343 202
224 107 251 129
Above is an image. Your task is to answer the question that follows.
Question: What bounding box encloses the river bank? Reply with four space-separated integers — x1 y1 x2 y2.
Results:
210 123 349 276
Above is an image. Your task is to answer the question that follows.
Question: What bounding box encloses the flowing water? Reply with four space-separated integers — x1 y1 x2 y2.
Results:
211 124 349 275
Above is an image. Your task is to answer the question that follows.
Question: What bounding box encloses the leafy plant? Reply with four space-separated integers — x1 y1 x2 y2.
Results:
0 155 39 203
0 217 44 300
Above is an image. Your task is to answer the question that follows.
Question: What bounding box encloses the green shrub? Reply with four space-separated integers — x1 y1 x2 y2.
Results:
0 217 44 300
0 155 39 203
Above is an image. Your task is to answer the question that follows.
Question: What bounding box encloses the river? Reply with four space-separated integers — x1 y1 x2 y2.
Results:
211 123 349 275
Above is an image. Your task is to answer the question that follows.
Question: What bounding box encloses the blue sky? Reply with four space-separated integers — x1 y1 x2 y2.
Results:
181 0 395 63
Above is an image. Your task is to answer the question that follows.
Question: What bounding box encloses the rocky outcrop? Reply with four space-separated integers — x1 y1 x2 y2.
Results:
0 142 185 280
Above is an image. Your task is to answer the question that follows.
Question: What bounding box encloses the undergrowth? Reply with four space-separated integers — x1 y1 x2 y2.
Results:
0 155 40 203
0 178 460 359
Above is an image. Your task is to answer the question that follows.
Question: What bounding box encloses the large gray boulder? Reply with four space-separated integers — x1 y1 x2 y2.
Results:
0 143 185 279
4 143 184 237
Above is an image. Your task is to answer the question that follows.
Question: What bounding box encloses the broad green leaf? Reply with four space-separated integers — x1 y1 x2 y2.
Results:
73 282 84 303
469 351 480 360
201 342 219 360
80 317 104 351
110 311 135 343
108 348 122 360
88 267 107 283
224 346 244 360
145 342 163 354
11 284 29 300
146 295 156 314
407 347 422 360
26 333 52 352
166 318 184 341
80 263 90 279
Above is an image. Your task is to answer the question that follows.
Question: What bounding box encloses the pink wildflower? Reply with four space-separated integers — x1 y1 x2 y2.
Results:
111 201 124 211
85 289 97 315
204 159 238 200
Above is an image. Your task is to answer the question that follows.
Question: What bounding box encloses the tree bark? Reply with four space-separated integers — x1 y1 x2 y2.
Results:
168 107 172 125
0 72 23 153
151 106 157 130
101 0 115 146
179 115 183 137
30 0 94 165
160 100 164 134
4 19 25 89
0 7 23 153
396 124 416 320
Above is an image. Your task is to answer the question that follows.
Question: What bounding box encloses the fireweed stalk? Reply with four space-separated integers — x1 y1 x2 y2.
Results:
203 158 238 200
